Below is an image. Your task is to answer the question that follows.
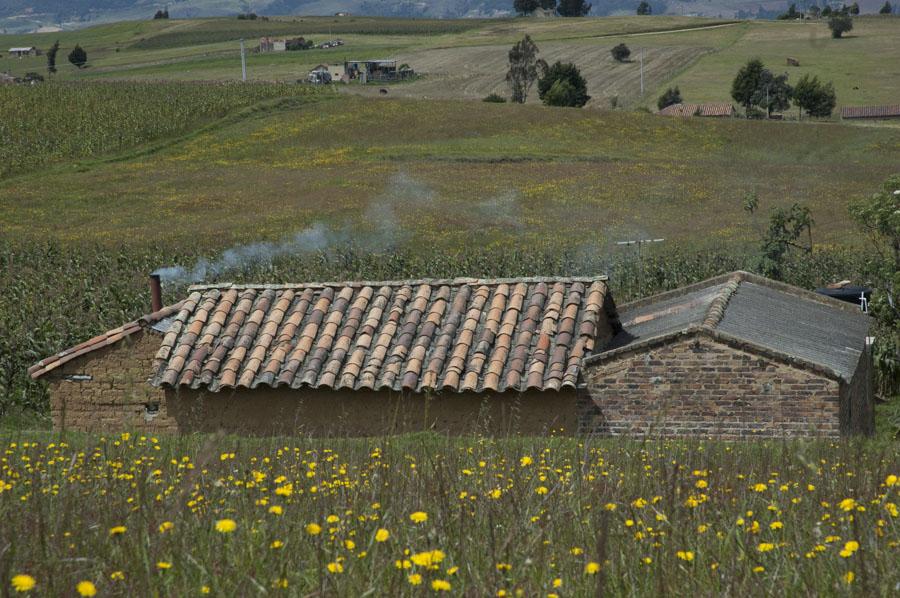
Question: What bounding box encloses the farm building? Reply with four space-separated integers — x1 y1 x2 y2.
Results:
8 47 38 58
258 37 286 52
583 272 872 439
344 60 413 83
30 272 873 438
657 103 735 117
840 105 900 120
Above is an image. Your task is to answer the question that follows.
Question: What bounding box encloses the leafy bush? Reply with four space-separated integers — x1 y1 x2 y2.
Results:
537 62 590 107
657 86 682 110
611 43 631 62
828 14 853 38
483 93 507 103
68 45 87 69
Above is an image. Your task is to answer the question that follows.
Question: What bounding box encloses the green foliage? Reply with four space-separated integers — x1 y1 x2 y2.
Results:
637 0 652 14
611 42 631 62
506 35 546 104
557 0 592 16
849 174 900 399
731 58 766 114
829 14 854 38
0 81 319 178
482 93 507 103
744 197 814 278
849 2 860 14
778 3 800 19
657 86 682 110
513 0 541 14
731 59 793 117
45 40 59 75
537 61 590 107
793 74 837 118
880 1 893 14
67 44 87 69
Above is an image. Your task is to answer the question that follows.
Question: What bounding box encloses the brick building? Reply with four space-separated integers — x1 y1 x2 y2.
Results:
581 272 872 438
30 272 873 438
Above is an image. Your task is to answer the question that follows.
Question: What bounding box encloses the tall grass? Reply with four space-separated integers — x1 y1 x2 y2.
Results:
0 240 872 417
0 431 896 595
0 81 319 178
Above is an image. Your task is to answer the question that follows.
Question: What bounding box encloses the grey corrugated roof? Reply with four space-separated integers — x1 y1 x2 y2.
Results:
718 282 869 381
599 272 870 381
605 283 726 350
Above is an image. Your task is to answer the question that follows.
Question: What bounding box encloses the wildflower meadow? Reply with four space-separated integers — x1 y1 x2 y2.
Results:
0 432 896 595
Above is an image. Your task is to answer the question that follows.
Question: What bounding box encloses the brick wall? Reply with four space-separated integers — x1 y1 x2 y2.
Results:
580 335 842 439
47 331 177 433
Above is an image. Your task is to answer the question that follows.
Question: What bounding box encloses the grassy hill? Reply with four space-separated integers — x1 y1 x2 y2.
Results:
2 16 899 109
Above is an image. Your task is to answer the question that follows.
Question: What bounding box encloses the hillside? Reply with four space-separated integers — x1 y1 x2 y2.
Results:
2 16 899 109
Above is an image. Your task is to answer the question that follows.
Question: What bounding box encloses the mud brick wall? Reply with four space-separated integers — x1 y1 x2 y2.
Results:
580 336 842 439
47 331 177 433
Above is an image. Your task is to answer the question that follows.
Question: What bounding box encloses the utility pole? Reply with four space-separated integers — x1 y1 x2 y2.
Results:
240 38 247 82
639 48 644 96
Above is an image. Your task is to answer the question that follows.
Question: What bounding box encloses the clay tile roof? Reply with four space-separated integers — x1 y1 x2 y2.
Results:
151 277 618 393
658 102 734 117
29 302 185 379
840 105 900 119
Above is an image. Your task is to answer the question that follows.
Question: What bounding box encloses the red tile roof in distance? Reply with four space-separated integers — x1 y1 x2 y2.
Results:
29 302 185 379
658 103 734 117
152 277 618 394
840 105 900 119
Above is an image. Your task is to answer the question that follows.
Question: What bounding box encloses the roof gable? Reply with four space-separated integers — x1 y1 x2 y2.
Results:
152 277 618 394
594 272 870 381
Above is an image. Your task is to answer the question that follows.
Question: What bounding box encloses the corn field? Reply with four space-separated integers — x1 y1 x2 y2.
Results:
0 82 319 178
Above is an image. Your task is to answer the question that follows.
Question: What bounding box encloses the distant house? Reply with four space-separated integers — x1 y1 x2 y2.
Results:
308 64 332 84
8 47 38 58
258 37 286 53
344 60 414 83
841 105 900 120
658 103 735 118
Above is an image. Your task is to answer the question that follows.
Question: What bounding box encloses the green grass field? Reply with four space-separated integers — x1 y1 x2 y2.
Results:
0 431 896 596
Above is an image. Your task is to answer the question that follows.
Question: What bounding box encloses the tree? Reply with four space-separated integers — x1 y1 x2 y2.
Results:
848 2 860 14
153 9 169 18
657 86 682 110
808 5 821 17
745 198 814 278
537 61 590 107
822 5 833 15
792 74 836 118
68 45 87 69
557 0 591 16
880 1 893 13
46 40 59 76
636 1 652 14
731 58 766 116
849 174 900 404
539 0 557 9
828 14 853 37
610 43 631 62
751 70 793 117
778 3 799 19
506 36 546 104
514 0 541 14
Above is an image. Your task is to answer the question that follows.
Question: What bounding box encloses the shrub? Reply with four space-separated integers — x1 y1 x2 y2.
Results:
828 14 853 38
67 45 87 69
483 93 507 103
657 86 682 110
537 61 590 107
611 43 631 62
636 1 652 14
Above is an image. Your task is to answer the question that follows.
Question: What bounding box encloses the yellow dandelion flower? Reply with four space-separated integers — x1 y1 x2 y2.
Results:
305 523 322 535
695 480 708 489
326 515 340 524
110 571 125 581
757 543 775 552
410 550 445 567
676 551 694 562
839 540 859 558
752 483 768 493
886 475 897 487
275 483 293 497
584 562 601 575
844 571 855 584
158 521 174 533
603 503 617 511
11 574 36 593
76 581 96 597
268 505 283 515
109 525 127 536
201 585 212 593
631 498 648 508
271 540 284 549
407 573 423 585
375 528 390 542
552 577 562 587
753 566 765 573
520 456 533 467
770 521 783 530
345 540 356 551
536 486 549 495
326 562 343 574
215 519 237 533
410 511 428 523
884 503 898 517
838 498 857 512
431 579 451 591
157 562 172 570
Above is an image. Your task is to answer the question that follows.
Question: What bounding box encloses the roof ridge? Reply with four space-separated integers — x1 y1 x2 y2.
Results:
701 272 743 329
187 275 609 292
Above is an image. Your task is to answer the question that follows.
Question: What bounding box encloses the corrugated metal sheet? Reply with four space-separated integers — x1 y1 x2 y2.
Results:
841 105 900 119
718 282 870 381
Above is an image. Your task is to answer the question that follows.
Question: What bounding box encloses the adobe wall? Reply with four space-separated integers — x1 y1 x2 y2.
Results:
581 336 842 439
47 331 177 433
165 387 579 437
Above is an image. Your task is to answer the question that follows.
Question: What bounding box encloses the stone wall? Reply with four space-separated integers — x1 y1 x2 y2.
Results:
581 335 842 439
47 331 177 433
165 387 578 437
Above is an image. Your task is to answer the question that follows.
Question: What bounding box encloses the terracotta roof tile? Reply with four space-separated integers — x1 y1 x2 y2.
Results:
151 277 617 393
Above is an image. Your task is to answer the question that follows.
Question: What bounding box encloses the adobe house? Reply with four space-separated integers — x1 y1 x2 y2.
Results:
581 272 873 439
31 276 621 436
30 272 873 438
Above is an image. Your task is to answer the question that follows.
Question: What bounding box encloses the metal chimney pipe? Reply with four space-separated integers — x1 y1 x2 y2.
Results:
149 273 163 313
